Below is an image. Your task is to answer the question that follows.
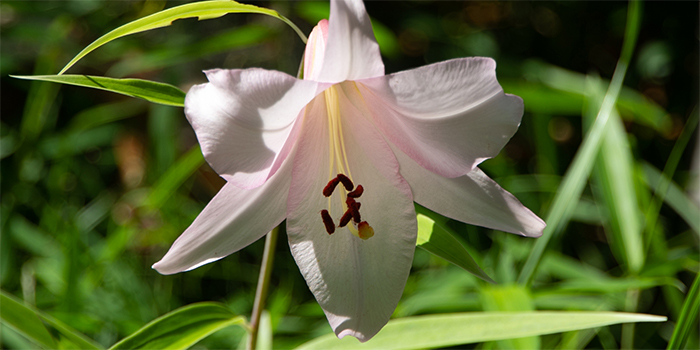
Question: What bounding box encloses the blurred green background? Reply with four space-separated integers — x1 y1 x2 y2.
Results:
1 1 697 349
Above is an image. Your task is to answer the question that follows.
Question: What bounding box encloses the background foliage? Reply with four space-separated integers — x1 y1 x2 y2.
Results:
1 1 697 349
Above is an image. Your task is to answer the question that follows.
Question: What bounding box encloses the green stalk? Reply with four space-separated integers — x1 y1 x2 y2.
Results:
517 0 642 286
667 273 700 349
643 108 699 246
247 227 279 350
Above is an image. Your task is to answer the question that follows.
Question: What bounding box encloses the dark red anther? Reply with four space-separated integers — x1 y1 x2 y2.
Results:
351 202 361 223
320 210 335 234
323 177 340 197
337 174 354 191
346 196 356 206
345 197 362 223
347 184 364 198
338 209 353 227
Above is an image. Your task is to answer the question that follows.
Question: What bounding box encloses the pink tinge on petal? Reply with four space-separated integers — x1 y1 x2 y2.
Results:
315 0 384 83
152 147 295 275
304 19 329 81
357 57 524 178
185 68 319 189
287 83 416 342
390 141 546 238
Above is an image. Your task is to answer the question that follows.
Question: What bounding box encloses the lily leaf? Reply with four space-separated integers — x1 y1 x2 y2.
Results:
0 290 103 350
415 210 495 284
296 311 666 350
12 75 185 107
58 0 306 75
109 302 246 350
0 291 57 349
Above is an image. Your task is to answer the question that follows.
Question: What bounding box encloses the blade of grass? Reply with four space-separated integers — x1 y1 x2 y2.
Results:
296 312 666 350
58 0 306 75
667 273 700 350
517 0 642 286
640 162 700 234
12 75 186 107
0 290 103 350
643 107 699 246
109 302 246 350
585 76 644 273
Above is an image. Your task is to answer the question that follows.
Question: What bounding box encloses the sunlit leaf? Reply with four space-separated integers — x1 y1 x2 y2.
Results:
518 0 642 285
0 291 57 349
0 290 103 350
12 75 185 107
415 209 494 283
58 0 306 75
109 302 246 350
586 76 644 273
480 285 539 349
296 312 666 350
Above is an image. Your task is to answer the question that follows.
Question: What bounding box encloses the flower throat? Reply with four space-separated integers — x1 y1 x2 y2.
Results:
318 86 374 240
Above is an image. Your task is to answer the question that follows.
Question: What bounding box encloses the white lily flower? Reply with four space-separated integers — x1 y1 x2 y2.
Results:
153 0 545 341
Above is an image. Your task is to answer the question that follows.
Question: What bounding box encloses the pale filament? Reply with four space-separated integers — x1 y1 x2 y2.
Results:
323 85 359 236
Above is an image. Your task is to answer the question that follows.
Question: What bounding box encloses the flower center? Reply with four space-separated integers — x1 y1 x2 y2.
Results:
318 85 374 240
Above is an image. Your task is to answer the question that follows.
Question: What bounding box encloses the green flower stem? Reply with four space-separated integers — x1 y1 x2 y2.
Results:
247 226 279 350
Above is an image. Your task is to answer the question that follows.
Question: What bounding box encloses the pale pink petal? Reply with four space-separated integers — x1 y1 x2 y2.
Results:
392 144 545 237
357 57 523 178
286 84 416 341
303 20 329 81
185 68 318 189
315 0 384 83
152 151 294 275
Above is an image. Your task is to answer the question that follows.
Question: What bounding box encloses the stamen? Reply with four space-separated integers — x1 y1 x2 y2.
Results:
338 209 353 227
345 197 362 223
320 210 335 234
337 173 354 191
351 202 361 223
347 185 364 198
358 221 375 240
323 177 340 197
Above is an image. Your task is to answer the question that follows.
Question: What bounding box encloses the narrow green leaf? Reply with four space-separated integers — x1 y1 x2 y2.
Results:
109 302 246 350
481 285 539 349
586 78 644 273
296 312 666 350
0 290 103 350
146 145 205 209
58 0 306 75
640 162 700 234
415 211 494 284
12 75 185 107
0 291 57 349
518 0 642 285
667 273 700 350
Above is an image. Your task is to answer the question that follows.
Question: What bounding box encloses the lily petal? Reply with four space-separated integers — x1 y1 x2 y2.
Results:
286 85 416 341
303 19 329 81
152 151 294 275
315 0 384 83
358 57 523 178
185 68 318 189
392 144 545 237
